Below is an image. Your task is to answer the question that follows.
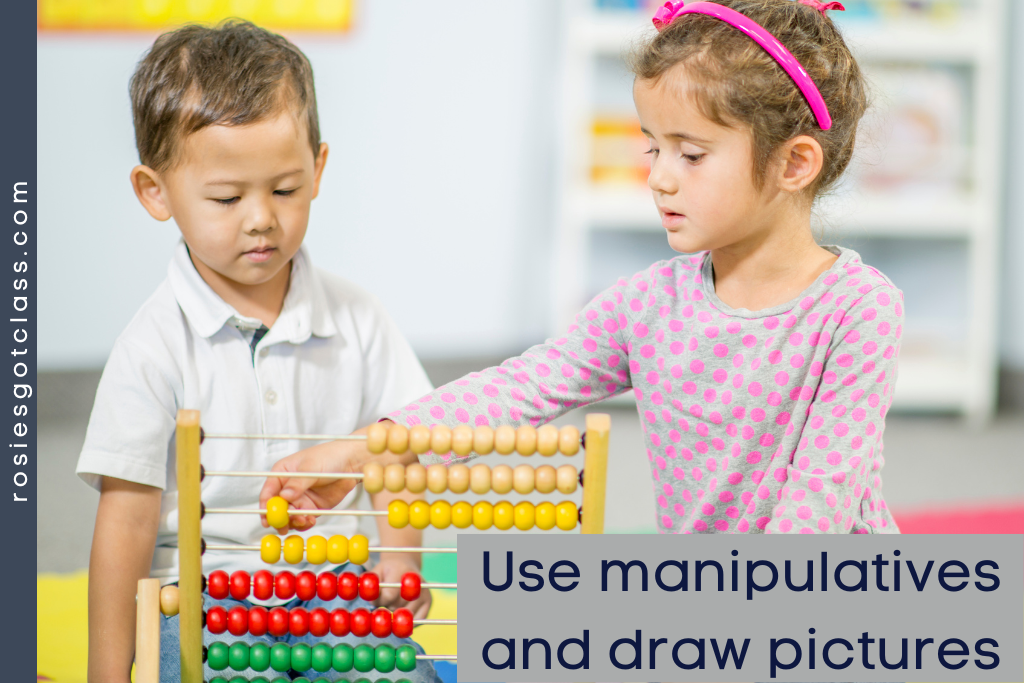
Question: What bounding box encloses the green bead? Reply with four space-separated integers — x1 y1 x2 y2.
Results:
250 678 270 683
310 642 333 673
207 642 230 671
292 679 311 683
396 645 417 673
375 678 395 683
354 678 372 683
374 644 396 674
208 678 228 683
228 642 250 671
396 679 412 683
354 644 376 673
228 677 248 683
249 642 271 672
270 678 290 683
270 642 292 672
313 679 332 683
291 643 313 673
333 643 355 672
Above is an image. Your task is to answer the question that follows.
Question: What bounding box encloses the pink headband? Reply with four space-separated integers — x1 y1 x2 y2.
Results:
652 0 842 131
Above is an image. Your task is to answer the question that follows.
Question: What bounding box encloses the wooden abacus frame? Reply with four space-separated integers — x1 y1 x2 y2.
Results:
135 409 610 683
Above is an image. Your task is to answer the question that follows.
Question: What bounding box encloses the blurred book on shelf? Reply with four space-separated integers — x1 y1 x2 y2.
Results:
591 116 650 185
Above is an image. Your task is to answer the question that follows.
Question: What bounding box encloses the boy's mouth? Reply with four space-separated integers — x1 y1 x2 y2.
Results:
244 246 276 263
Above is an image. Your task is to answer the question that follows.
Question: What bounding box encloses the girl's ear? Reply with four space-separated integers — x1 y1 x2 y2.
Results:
130 165 173 221
778 135 824 195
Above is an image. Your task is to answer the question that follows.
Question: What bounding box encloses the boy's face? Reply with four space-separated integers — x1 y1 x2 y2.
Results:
133 109 327 293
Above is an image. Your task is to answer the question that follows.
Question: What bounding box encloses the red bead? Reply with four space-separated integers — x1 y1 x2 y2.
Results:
248 606 269 636
329 608 351 637
309 607 330 637
268 607 290 637
289 607 310 637
206 606 228 634
296 571 317 601
253 570 274 601
358 573 380 602
227 606 248 637
392 608 414 639
370 608 392 638
229 571 250 601
338 572 359 601
350 607 371 637
275 571 296 600
208 570 229 600
316 572 338 601
400 572 421 602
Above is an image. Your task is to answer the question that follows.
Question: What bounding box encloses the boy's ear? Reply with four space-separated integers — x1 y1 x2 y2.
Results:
310 143 329 200
778 135 824 195
130 165 173 221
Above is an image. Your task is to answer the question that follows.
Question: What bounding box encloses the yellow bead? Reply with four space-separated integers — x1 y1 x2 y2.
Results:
387 424 409 454
408 425 431 454
159 585 180 617
557 465 578 494
515 426 537 456
405 464 427 493
283 535 305 564
261 534 282 564
430 424 452 454
426 464 448 494
384 463 406 493
556 501 579 530
362 462 384 494
349 534 370 565
451 501 474 528
534 465 557 494
537 424 559 456
430 500 452 529
470 464 491 495
558 425 581 455
514 501 535 531
473 425 495 454
512 465 535 494
307 535 328 564
472 501 494 530
490 465 513 494
493 501 514 530
266 496 291 530
452 425 474 456
388 500 410 528
448 464 470 493
366 422 388 454
409 500 431 530
327 535 349 564
494 425 516 455
535 502 556 530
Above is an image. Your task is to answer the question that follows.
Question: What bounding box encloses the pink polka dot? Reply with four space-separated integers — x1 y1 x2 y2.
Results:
690 359 705 373
764 317 779 330
693 520 708 531
778 519 793 532
748 382 763 397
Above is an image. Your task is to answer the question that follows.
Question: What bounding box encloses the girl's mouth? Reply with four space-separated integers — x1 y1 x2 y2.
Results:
661 210 686 230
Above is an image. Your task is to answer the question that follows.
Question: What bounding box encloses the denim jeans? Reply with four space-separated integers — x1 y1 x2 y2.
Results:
159 562 443 683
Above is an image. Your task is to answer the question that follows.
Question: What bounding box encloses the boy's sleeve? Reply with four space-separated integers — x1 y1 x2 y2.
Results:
764 283 905 534
76 339 180 491
388 270 659 465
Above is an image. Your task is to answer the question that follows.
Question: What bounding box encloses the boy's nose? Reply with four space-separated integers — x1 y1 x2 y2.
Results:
245 200 277 234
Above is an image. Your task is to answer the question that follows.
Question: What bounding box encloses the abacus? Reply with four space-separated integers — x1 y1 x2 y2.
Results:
135 410 610 683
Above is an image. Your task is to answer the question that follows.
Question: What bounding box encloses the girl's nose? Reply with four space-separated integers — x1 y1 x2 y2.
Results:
647 153 677 196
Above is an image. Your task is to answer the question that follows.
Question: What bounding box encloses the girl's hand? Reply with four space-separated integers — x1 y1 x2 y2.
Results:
371 555 433 620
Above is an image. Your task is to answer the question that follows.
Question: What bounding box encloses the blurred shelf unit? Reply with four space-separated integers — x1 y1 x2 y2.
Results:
553 0 1008 421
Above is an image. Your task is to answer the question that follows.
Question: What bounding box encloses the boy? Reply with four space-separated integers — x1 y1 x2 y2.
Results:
76 21 438 683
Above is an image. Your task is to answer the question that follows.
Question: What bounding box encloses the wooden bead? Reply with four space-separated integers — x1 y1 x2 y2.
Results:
430 425 452 454
409 500 431 530
388 500 409 528
362 462 384 494
408 425 431 454
493 501 514 530
327 535 348 564
558 425 581 455
473 425 495 454
405 464 427 493
307 535 328 564
426 464 448 494
472 501 494 530
384 463 406 493
366 422 388 454
470 464 491 495
387 424 409 454
513 465 535 494
448 464 470 493
536 424 559 456
490 465 513 494
535 465 557 494
349 534 370 565
494 425 516 455
266 496 290 530
556 465 578 494
513 501 535 531
261 535 281 564
283 535 304 564
451 425 474 456
515 425 537 455
451 501 473 528
556 501 579 530
430 500 452 529
535 502 556 530
160 585 180 617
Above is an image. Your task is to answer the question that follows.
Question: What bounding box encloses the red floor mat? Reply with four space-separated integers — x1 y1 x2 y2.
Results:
893 502 1024 534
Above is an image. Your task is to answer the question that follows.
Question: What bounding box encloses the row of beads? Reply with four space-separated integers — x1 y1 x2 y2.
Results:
210 677 407 683
367 422 580 457
206 641 419 674
207 569 411 603
363 463 579 496
207 605 415 639
388 499 579 531
259 533 369 565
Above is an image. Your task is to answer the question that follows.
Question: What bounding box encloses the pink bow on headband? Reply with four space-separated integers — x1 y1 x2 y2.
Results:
799 0 846 15
653 0 845 30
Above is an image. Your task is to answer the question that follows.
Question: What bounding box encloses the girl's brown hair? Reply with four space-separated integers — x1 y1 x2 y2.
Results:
628 0 867 196
130 20 320 172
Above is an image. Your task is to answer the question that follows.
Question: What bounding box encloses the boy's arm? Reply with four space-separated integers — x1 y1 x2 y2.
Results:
369 487 433 620
88 477 162 683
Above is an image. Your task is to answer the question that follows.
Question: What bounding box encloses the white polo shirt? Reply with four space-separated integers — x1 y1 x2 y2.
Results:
77 241 433 584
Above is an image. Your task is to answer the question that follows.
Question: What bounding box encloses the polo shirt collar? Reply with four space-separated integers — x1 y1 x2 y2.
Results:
168 240 338 342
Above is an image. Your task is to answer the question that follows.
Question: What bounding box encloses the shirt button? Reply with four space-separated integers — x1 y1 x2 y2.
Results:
265 390 278 405
260 347 270 357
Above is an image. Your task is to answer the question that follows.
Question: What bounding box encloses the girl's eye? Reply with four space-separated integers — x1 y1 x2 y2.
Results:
215 197 240 205
683 153 705 164
644 147 658 155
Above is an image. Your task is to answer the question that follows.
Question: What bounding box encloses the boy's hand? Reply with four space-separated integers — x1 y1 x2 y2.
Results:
371 555 433 620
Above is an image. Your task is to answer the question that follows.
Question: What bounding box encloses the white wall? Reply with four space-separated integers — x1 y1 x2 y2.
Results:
1001 0 1024 371
38 0 559 369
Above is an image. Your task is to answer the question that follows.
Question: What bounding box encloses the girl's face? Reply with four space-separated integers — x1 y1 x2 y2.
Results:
634 65 782 254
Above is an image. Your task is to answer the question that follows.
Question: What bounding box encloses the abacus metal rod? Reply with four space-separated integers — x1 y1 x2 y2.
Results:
204 433 369 441
205 471 364 479
231 577 459 590
204 544 457 553
204 507 386 517
418 655 457 661
414 619 457 625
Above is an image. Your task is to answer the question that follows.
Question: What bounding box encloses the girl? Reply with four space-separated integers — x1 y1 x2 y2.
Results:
262 0 902 535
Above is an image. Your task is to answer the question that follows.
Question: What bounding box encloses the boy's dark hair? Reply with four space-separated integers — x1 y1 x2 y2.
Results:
130 20 319 171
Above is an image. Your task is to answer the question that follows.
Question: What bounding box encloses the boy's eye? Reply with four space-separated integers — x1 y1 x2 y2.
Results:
683 153 705 164
215 197 240 205
274 189 297 196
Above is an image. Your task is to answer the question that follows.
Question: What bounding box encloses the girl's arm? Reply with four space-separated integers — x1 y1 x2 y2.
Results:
763 284 905 534
369 487 432 619
87 477 162 683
